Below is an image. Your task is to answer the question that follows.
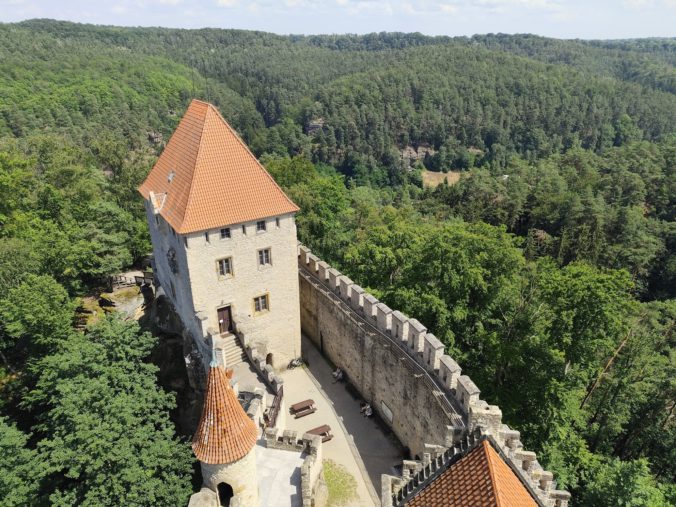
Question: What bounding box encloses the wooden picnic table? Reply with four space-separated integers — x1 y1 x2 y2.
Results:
307 424 333 442
290 399 315 413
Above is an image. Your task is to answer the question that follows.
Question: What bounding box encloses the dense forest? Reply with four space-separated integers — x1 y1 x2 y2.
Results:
0 19 673 506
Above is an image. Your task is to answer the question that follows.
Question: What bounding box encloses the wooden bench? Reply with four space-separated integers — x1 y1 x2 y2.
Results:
307 424 333 443
294 406 317 419
290 399 316 419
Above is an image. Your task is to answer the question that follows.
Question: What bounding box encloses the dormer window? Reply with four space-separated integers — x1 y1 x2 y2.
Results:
256 220 266 232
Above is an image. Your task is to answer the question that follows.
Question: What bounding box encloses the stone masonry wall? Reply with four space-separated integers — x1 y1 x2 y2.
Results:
298 245 570 507
186 213 301 370
298 246 466 457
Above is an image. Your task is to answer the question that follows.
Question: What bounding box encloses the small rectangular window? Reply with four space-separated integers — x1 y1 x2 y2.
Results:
242 224 247 235
254 294 269 313
275 217 280 228
256 220 266 232
258 248 271 266
220 228 231 239
217 257 232 277
204 232 210 243
184 237 188 248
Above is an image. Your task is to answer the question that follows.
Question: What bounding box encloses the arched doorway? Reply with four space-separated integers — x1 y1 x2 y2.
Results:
265 353 273 366
217 482 233 506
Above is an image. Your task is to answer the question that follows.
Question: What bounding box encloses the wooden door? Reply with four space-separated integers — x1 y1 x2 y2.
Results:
217 306 233 334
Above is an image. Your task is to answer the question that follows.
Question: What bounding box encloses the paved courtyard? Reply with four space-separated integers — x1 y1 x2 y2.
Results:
280 336 404 506
256 440 305 507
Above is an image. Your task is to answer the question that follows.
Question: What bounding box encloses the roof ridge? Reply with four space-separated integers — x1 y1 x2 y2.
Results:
206 103 299 210
483 440 503 507
180 101 210 233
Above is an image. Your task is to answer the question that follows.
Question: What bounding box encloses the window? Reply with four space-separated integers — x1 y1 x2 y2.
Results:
242 224 246 235
258 248 271 266
220 228 231 239
217 257 232 277
184 237 188 248
170 281 176 298
254 294 269 313
275 217 280 228
154 215 159 226
204 231 210 243
256 220 266 232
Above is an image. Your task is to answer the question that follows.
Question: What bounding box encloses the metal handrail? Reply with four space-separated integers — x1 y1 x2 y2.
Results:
267 385 284 428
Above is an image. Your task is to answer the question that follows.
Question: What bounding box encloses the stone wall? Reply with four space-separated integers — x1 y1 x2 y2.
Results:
185 213 301 370
264 428 324 507
298 245 569 506
298 246 466 457
146 195 302 372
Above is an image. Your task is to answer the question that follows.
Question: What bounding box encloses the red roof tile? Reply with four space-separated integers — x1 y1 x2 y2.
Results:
192 365 258 464
138 99 299 234
407 440 538 507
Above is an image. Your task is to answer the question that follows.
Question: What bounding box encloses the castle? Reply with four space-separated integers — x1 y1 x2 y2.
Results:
139 100 570 507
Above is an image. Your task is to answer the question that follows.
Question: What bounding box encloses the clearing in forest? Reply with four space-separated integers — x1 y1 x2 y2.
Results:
421 170 462 188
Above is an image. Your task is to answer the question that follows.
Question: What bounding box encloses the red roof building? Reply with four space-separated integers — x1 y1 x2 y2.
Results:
138 99 298 234
405 439 540 507
192 363 258 465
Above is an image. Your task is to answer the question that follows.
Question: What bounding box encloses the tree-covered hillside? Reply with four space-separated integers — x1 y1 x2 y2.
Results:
0 19 673 506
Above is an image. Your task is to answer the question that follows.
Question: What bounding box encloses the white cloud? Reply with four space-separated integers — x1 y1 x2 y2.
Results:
622 0 653 7
216 0 239 6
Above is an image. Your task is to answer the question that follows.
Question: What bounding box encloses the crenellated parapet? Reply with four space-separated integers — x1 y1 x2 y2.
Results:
264 427 324 507
298 244 570 506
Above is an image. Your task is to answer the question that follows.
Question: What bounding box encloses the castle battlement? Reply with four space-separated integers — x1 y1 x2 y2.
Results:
298 244 570 507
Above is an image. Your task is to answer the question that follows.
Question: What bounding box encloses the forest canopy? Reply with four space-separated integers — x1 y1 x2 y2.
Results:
0 19 673 506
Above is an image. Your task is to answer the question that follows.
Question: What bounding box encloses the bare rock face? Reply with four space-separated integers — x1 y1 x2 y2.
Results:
400 144 436 165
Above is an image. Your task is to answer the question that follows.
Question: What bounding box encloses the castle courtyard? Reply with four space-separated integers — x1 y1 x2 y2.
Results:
281 336 405 506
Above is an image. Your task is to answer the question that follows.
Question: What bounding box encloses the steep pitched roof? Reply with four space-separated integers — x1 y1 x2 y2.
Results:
138 99 299 234
407 440 538 507
192 364 258 464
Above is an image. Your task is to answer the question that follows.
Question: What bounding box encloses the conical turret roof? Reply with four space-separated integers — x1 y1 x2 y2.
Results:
192 363 258 464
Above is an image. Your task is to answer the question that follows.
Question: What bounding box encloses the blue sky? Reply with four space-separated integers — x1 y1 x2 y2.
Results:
1 0 674 39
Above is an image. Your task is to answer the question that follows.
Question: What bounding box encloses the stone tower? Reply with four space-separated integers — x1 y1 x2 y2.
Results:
138 99 301 369
191 359 260 507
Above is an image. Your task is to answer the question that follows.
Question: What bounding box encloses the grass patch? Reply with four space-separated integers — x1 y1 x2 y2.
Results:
323 459 358 506
421 170 462 188
109 286 141 303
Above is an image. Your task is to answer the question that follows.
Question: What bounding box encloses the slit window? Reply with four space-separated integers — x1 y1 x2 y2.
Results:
220 228 231 239
254 294 269 313
256 220 266 232
276 217 280 228
242 224 247 235
258 248 271 266
217 257 232 277
204 231 210 243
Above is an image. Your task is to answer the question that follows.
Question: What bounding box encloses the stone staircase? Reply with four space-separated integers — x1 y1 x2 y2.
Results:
220 333 247 367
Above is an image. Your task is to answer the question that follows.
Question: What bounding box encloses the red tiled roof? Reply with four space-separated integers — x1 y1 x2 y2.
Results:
138 99 299 234
192 365 258 464
407 440 538 507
